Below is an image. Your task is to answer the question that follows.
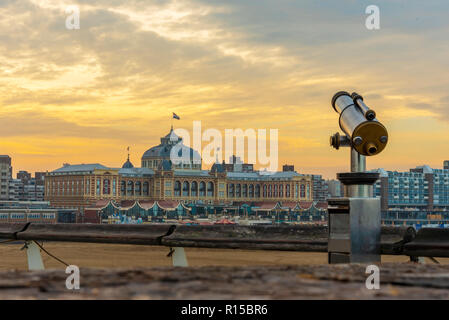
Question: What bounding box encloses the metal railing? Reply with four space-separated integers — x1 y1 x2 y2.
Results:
0 223 445 270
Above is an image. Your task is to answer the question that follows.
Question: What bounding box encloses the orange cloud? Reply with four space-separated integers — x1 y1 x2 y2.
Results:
0 0 448 178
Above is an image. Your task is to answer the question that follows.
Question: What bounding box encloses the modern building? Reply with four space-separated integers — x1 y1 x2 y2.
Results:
0 201 76 223
327 179 343 198
311 175 328 202
35 172 46 186
22 178 45 201
0 157 45 202
8 179 22 201
373 165 449 225
17 170 31 183
0 155 12 200
8 171 46 202
223 156 254 173
282 165 295 172
44 127 316 222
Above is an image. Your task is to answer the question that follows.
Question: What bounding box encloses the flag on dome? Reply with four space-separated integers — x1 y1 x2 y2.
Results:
172 112 180 120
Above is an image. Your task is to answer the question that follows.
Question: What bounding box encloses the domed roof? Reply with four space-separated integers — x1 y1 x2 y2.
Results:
122 158 134 168
162 127 180 141
142 144 201 162
142 127 201 163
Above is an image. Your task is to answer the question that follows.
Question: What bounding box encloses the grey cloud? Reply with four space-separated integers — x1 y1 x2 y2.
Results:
0 0 448 123
408 99 449 122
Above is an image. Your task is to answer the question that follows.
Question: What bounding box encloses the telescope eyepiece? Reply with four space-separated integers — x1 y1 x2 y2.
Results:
330 132 351 150
365 110 376 121
366 143 378 156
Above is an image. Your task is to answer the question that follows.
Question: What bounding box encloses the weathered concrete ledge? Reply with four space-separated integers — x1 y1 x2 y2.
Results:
1 223 416 253
1 263 449 299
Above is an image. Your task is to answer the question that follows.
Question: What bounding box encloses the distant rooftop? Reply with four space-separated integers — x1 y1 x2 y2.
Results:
174 170 211 177
227 171 301 180
52 163 109 173
372 165 449 176
118 167 154 176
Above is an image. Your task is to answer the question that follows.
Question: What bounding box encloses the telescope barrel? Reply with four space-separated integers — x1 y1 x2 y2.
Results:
351 92 376 121
331 91 353 114
331 91 388 156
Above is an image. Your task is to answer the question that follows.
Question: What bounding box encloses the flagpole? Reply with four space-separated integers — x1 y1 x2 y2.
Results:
171 112 180 130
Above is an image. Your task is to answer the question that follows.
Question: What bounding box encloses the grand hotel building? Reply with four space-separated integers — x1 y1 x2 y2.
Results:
44 128 314 221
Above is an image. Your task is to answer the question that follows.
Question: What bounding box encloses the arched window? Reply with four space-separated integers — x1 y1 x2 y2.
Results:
242 184 248 198
249 184 254 198
228 184 234 198
103 179 110 195
127 181 134 196
174 181 181 196
274 184 278 197
207 182 214 197
191 181 198 197
286 184 290 198
143 182 149 196
135 181 141 196
199 182 206 197
263 185 267 198
268 185 272 197
279 184 283 197
300 184 306 198
183 181 190 197
236 184 241 198
255 185 261 198
120 181 126 196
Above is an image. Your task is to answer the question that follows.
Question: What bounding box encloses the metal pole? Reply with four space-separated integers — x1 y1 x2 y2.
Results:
347 147 371 198
350 147 366 173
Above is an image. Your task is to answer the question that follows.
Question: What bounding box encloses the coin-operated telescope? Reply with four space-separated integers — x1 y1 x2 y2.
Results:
330 91 388 157
327 91 388 264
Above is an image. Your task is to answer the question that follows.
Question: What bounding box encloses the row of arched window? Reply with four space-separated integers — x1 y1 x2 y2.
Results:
47 177 310 200
170 181 310 199
119 180 150 196
174 181 214 197
226 183 309 199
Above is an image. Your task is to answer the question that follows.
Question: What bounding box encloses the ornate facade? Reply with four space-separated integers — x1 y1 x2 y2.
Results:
44 128 313 219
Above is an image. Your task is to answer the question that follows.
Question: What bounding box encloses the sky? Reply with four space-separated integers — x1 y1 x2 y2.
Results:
0 0 448 179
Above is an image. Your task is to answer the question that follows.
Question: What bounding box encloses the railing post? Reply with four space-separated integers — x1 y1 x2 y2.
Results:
171 247 188 267
25 241 45 271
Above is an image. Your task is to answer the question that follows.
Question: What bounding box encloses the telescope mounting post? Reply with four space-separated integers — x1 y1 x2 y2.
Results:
328 91 387 264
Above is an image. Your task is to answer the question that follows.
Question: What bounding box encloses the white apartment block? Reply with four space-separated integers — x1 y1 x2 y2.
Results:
0 156 12 200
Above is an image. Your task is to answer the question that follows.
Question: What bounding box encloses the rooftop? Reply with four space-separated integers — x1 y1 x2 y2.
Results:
52 163 109 173
227 171 301 180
